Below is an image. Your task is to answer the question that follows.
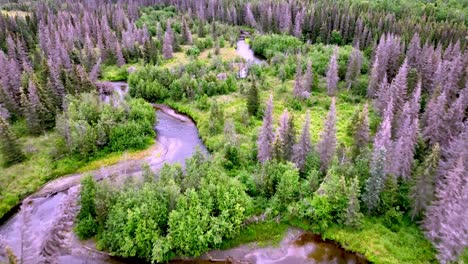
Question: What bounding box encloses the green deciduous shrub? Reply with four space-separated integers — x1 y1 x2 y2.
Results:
77 154 252 263
75 175 98 239
251 34 303 59
56 93 155 159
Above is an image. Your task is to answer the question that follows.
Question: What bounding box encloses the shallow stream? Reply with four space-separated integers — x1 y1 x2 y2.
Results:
0 43 367 263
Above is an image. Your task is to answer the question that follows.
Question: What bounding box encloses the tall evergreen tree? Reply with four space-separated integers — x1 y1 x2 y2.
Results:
443 88 467 140
424 157 467 264
279 3 291 34
89 58 102 82
422 90 448 146
257 95 274 163
244 3 257 28
293 56 304 98
390 109 419 179
163 22 174 59
181 17 193 45
24 80 43 135
274 109 295 161
407 33 421 70
438 123 468 183
292 111 312 171
303 60 313 94
345 47 363 91
345 177 363 227
326 47 339 96
367 56 381 98
352 103 370 158
363 102 393 213
389 58 408 116
293 9 304 38
115 43 125 67
317 98 337 171
246 81 260 116
0 116 25 167
410 144 440 220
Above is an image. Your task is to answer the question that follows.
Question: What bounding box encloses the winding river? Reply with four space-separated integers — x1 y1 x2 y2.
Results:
0 42 367 264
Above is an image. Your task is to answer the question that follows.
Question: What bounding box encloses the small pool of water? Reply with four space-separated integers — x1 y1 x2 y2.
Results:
236 40 263 64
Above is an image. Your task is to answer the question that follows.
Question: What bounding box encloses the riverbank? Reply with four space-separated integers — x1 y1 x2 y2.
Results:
0 132 156 222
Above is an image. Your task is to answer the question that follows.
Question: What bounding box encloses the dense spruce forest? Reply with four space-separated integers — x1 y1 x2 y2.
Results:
0 0 466 263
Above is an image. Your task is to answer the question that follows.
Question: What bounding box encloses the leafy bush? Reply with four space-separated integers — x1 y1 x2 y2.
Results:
251 34 303 59
56 93 155 159
109 121 153 151
101 65 129 81
75 175 98 239
186 46 200 57
136 5 178 36
129 63 237 102
78 154 252 263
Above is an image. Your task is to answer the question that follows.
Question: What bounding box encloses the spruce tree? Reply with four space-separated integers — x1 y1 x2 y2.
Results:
424 157 467 264
181 17 193 45
293 56 304 98
163 22 174 60
363 102 393 213
244 3 257 28
389 58 408 116
303 60 313 94
410 144 440 220
246 81 259 116
115 43 125 67
317 98 337 171
422 90 448 147
345 177 363 227
438 123 468 183
367 56 381 98
0 116 25 167
407 33 421 70
352 103 370 158
257 95 274 163
24 80 43 135
292 111 312 171
274 109 295 161
345 47 363 91
326 47 339 96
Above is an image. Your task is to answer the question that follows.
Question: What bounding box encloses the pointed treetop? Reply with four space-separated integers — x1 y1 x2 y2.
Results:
326 47 339 97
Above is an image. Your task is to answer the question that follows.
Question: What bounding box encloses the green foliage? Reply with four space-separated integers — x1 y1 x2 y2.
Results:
101 182 169 261
109 120 153 151
129 62 236 102
251 34 303 59
218 221 289 250
75 175 98 239
101 65 129 81
166 189 211 257
136 5 177 36
84 155 252 263
255 161 297 198
297 166 363 232
246 81 260 117
330 30 343 45
56 93 155 159
186 46 200 57
0 117 25 167
319 217 437 264
207 101 224 135
271 167 300 211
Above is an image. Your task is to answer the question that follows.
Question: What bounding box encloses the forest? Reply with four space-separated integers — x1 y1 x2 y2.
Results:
0 0 466 263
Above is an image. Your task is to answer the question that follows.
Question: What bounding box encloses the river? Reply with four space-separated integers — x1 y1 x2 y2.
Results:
0 42 367 264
